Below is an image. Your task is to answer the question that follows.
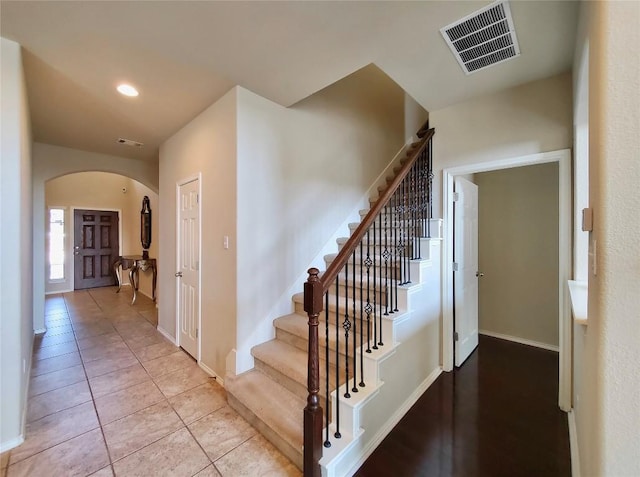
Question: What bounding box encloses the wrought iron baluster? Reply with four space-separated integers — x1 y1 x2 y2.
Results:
359 242 365 387
372 218 378 351
334 277 341 438
365 229 372 353
343 262 350 399
351 250 358 393
323 292 331 448
428 137 433 238
412 163 418 260
383 201 390 316
393 189 399 313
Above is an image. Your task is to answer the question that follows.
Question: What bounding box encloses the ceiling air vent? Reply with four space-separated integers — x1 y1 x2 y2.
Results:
440 0 520 75
117 138 144 147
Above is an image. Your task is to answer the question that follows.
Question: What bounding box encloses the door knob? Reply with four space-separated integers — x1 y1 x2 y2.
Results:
175 272 183 278
476 271 484 277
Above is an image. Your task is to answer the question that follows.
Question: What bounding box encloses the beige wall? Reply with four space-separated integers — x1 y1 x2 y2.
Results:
32 143 159 332
430 72 573 218
1 38 33 451
45 172 159 299
573 1 640 476
159 87 238 378
476 163 559 348
234 65 407 373
159 65 418 378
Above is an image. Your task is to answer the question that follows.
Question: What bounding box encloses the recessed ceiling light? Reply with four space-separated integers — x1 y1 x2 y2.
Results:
117 84 139 97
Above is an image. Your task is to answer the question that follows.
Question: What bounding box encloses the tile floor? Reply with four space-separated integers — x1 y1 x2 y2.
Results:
2 287 300 477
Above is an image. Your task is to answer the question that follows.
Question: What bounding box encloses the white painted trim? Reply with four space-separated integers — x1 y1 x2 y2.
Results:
198 361 225 388
156 325 177 345
19 338 34 453
69 206 123 292
175 174 202 362
479 330 559 352
442 149 572 411
45 288 73 295
34 328 47 334
568 410 581 477
0 435 24 453
345 367 442 476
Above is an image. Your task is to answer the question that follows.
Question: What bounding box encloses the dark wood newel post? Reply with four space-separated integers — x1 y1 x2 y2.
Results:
303 268 323 477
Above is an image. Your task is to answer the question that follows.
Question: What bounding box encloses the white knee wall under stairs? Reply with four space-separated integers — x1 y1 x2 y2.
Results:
319 235 443 477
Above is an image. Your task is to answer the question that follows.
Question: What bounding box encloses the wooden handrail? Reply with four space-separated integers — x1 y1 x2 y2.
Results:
319 128 435 294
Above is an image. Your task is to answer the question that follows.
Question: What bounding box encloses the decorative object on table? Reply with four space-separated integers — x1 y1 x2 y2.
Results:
141 195 152 259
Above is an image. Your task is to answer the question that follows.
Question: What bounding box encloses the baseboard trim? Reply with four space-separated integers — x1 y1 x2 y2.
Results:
345 367 442 476
568 410 581 477
479 330 559 352
0 435 24 454
45 288 72 295
199 361 224 387
156 325 176 345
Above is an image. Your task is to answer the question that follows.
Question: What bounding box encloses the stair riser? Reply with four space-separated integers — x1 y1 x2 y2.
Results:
349 224 427 236
332 282 387 305
324 259 403 279
253 355 345 405
337 241 412 257
275 327 359 366
294 301 399 329
227 393 303 470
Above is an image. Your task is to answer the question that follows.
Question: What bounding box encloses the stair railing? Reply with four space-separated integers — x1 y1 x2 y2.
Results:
303 127 434 476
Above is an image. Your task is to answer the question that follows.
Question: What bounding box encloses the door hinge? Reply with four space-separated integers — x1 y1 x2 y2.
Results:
452 192 460 202
195 328 199 338
452 262 459 271
454 332 459 341
196 194 199 204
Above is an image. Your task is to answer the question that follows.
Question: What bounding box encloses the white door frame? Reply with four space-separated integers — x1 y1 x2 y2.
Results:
442 149 572 411
175 174 202 362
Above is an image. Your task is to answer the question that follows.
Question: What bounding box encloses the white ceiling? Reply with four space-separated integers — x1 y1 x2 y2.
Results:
0 1 579 162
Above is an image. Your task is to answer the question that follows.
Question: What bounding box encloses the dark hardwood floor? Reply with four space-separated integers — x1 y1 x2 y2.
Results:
355 335 571 477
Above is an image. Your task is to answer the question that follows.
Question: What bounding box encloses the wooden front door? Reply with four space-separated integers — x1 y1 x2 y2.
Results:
74 209 119 289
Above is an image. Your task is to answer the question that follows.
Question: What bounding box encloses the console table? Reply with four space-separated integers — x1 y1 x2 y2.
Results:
114 255 157 305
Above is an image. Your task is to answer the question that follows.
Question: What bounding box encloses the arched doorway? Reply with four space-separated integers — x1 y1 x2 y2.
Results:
44 172 158 300
32 142 159 332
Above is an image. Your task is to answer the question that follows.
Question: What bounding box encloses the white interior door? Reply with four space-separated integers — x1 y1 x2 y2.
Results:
454 177 479 367
177 178 200 359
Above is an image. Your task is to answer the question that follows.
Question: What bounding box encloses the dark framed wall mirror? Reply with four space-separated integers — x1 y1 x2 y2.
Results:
141 196 152 259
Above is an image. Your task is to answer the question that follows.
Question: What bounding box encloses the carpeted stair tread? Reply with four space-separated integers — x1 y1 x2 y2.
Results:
226 369 303 467
274 312 363 357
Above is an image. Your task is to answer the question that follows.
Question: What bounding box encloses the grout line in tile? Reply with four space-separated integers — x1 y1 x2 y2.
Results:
62 293 116 467
108 417 185 465
211 432 258 465
7 428 100 468
26 390 92 423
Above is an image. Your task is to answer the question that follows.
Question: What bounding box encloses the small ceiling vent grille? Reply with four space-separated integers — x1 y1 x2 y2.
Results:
441 1 520 75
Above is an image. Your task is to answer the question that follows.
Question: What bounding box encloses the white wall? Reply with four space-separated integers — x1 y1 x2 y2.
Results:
430 72 573 218
573 2 640 475
234 65 407 374
159 87 238 378
0 38 33 452
404 92 429 144
45 172 159 299
476 163 559 348
159 65 418 378
32 143 158 331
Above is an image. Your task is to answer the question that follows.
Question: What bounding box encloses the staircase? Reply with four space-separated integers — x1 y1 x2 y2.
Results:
226 128 440 475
